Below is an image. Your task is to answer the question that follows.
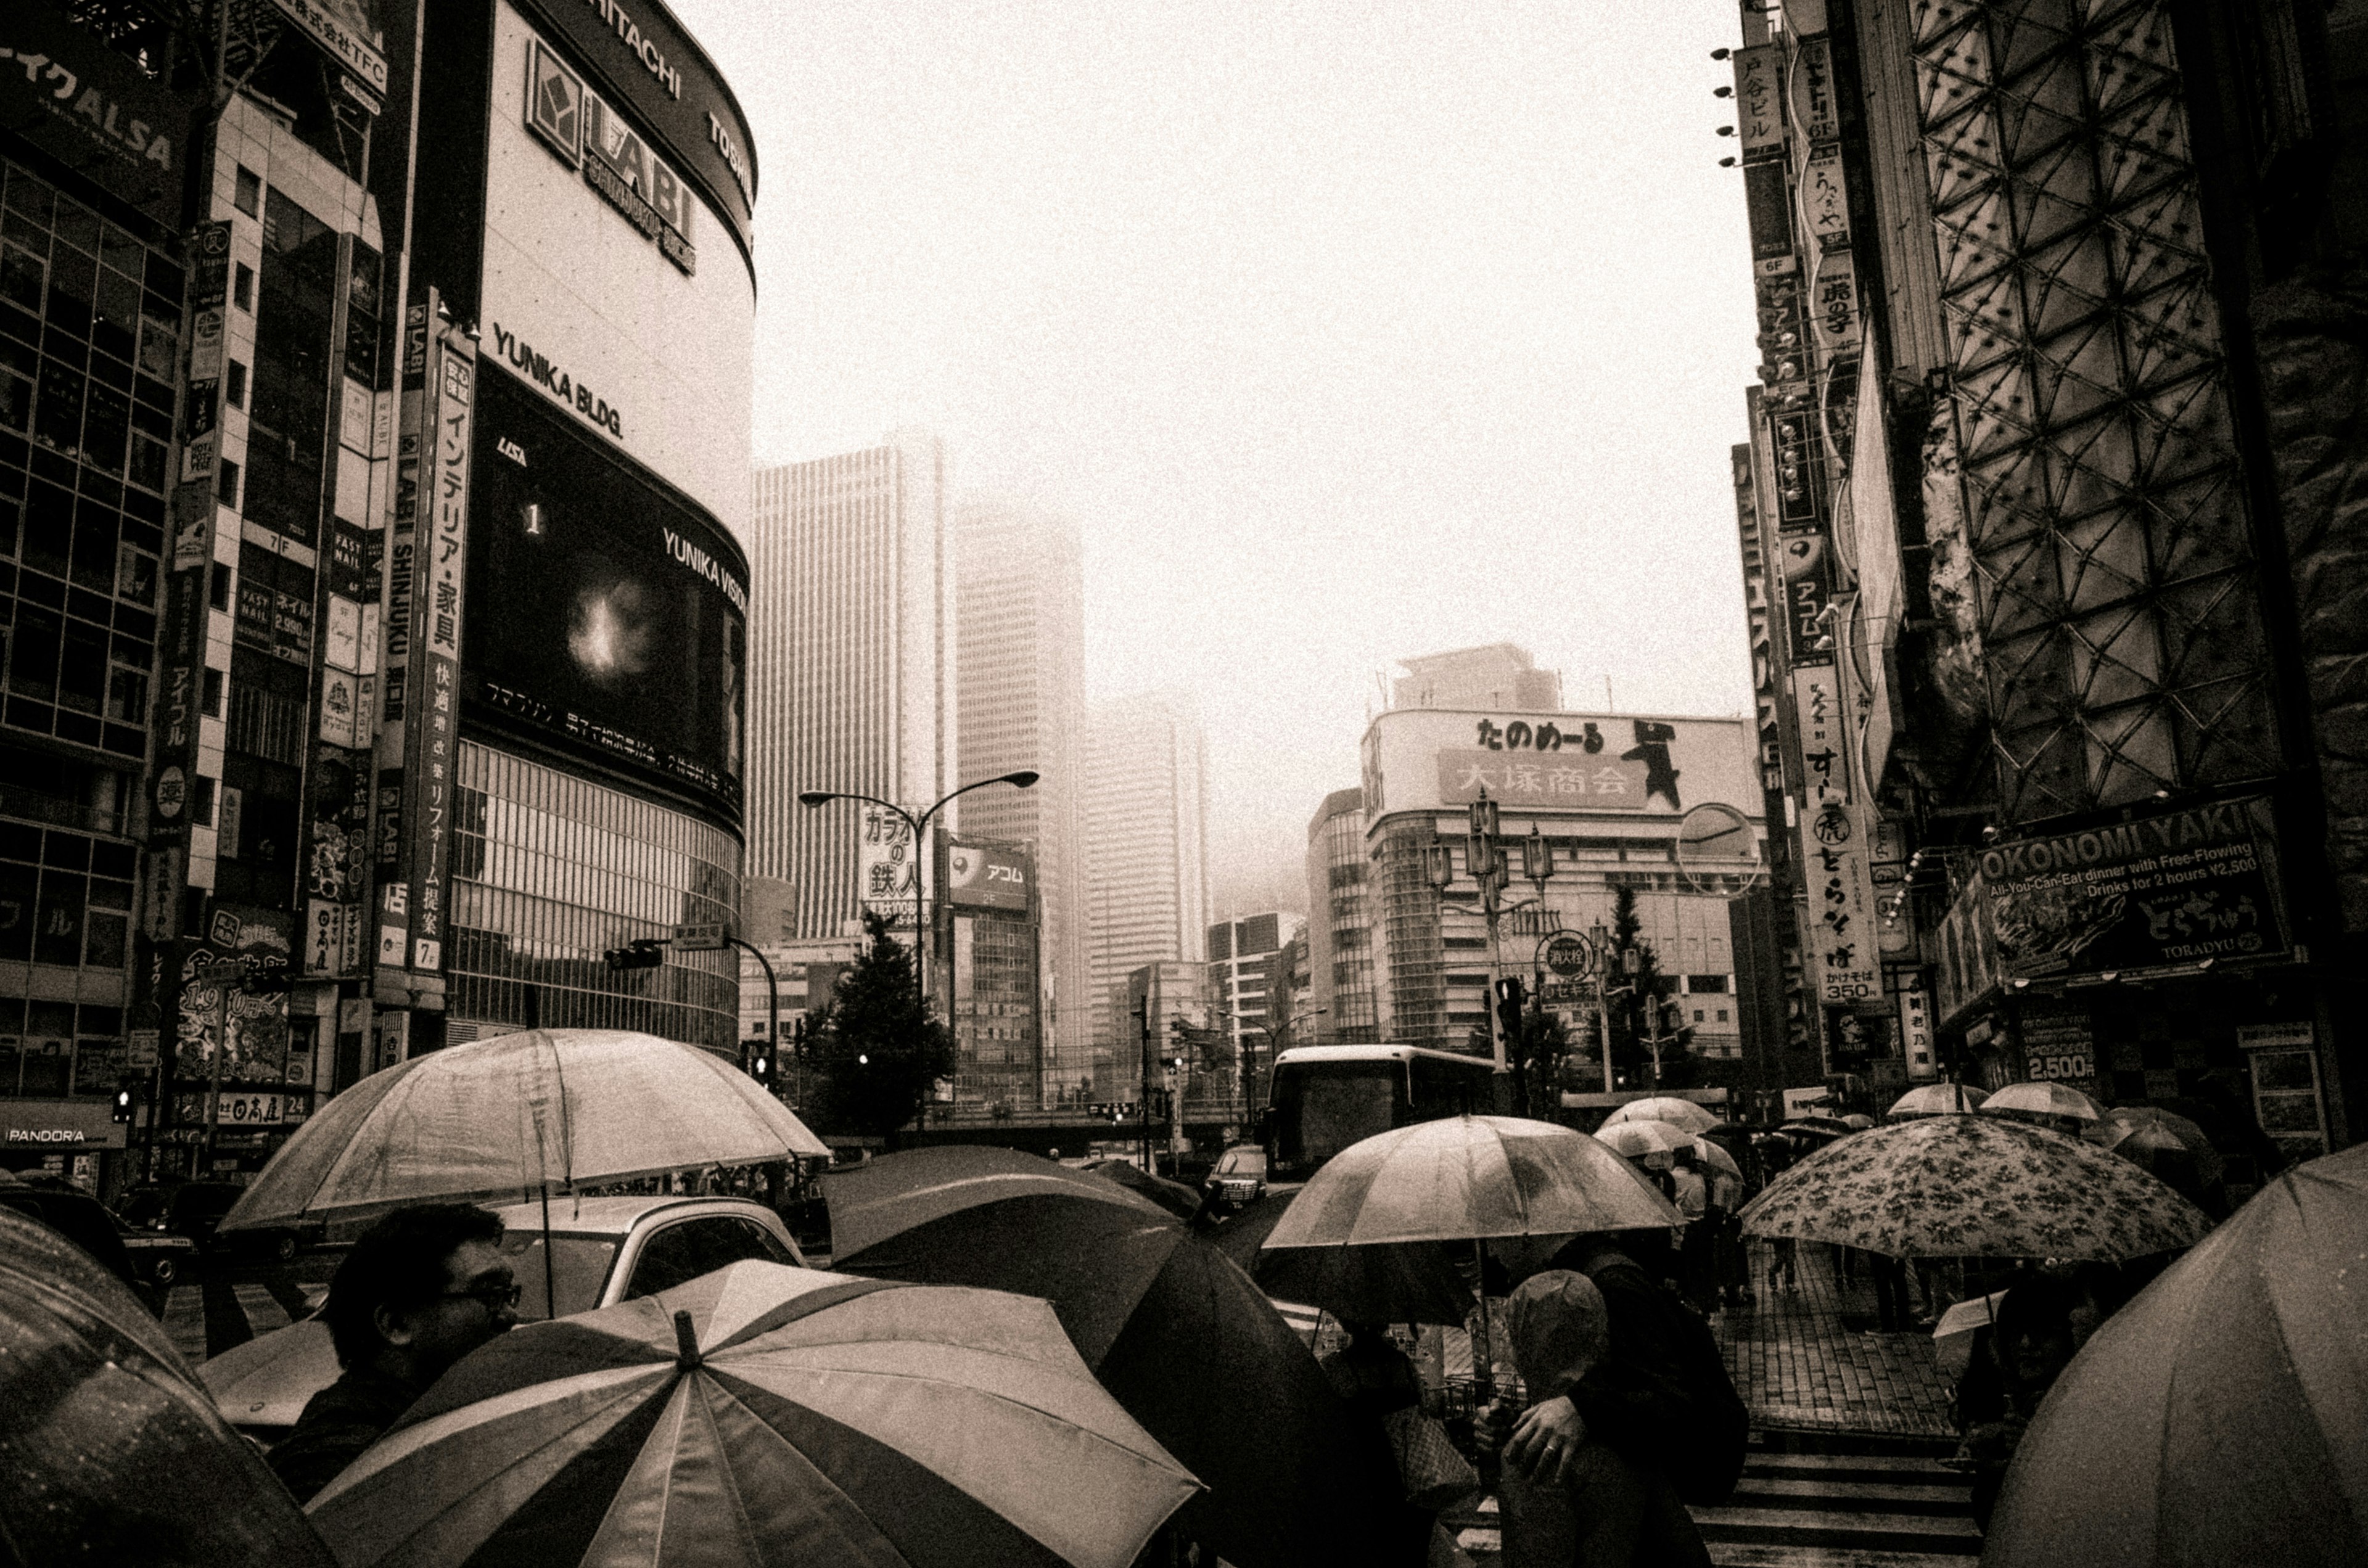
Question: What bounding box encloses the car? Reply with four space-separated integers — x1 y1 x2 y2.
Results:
1201 1145 1268 1212
0 1175 144 1295
119 1181 319 1262
114 1212 201 1287
199 1194 807 1440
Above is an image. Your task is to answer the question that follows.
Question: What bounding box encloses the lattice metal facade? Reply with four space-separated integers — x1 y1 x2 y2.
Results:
1912 0 2280 823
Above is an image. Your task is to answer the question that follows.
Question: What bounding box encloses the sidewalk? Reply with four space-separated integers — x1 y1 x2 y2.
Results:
1711 1241 1957 1440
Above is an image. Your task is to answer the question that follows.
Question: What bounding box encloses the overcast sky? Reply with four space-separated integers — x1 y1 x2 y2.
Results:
673 1 1760 916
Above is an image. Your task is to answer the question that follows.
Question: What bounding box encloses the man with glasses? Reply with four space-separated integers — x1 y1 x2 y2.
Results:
269 1202 520 1503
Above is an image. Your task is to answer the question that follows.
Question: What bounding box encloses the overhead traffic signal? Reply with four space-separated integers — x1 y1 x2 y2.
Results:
1494 975 1526 1043
603 938 665 972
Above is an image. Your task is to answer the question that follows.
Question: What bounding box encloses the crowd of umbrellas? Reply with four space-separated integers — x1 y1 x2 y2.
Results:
2 1027 2361 1567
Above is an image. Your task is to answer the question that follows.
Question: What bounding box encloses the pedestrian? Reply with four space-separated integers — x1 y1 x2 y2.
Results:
1494 1233 1750 1513
1318 1320 1449 1568
1951 1273 2081 1531
268 1202 520 1504
1487 1271 1712 1567
1668 1149 1714 1315
1704 1152 1751 1310
1870 1250 1914 1332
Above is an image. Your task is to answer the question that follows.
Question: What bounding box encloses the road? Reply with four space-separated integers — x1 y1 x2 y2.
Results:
157 1248 337 1366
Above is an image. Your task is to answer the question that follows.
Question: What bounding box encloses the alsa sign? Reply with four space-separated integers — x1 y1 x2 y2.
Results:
525 37 697 275
2 12 195 230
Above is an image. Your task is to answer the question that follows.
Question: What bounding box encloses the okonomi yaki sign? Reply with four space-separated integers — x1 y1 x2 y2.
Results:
1360 708 1759 820
1983 795 2290 982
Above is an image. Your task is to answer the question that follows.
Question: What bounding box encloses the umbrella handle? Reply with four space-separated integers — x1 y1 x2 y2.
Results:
1471 1238 1494 1407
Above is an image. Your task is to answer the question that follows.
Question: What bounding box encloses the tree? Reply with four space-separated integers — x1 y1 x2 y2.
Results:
805 911 956 1145
1606 885 1683 1090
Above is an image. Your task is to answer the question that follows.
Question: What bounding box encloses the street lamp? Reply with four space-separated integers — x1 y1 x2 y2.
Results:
798 770 1039 1018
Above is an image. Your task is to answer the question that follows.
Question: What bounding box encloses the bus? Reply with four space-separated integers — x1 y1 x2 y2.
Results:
1264 1044 1502 1181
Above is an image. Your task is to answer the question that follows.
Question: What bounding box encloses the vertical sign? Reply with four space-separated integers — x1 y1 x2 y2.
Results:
858 807 919 932
1802 151 1851 249
1791 665 1880 1004
1796 36 1840 143
403 340 473 974
374 300 430 971
1732 44 1784 160
1899 982 1937 1081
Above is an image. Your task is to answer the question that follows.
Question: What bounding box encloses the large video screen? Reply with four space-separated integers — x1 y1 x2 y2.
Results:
462 364 746 815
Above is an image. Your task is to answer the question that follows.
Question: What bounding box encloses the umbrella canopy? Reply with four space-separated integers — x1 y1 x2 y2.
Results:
2084 1106 2227 1188
1593 1119 1695 1161
827 1147 1405 1568
1082 1158 1204 1220
1205 1189 1476 1327
1983 1143 2368 1567
1981 1081 2103 1121
223 1028 828 1233
1598 1096 1720 1133
1843 1113 1877 1130
1737 1114 2213 1261
0 1207 338 1567
1267 1115 1678 1249
1782 1114 1856 1139
1930 1289 2012 1381
1888 1082 1988 1117
309 1262 1196 1568
1692 1138 1743 1180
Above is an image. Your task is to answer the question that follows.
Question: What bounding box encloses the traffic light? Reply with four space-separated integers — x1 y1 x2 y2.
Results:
1494 975 1526 1043
748 1043 773 1088
111 1080 136 1124
603 938 665 972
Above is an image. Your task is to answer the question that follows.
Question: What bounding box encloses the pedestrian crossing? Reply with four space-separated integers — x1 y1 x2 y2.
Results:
1441 1442 1979 1567
163 1277 325 1365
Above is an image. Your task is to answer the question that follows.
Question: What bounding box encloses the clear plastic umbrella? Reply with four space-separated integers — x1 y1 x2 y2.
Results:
1598 1096 1720 1133
1980 1081 2103 1121
221 1028 829 1235
1594 1119 1696 1160
1888 1082 1988 1118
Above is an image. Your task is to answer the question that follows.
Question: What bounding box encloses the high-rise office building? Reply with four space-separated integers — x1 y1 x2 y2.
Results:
1083 692 1208 1085
1392 644 1563 713
747 434 955 940
952 499 1087 1104
1307 788 1381 1043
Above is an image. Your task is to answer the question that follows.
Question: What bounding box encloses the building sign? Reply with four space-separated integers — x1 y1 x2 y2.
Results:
858 809 918 932
1796 36 1840 143
1365 709 1760 824
1802 151 1850 248
946 839 1032 913
524 35 697 274
1790 666 1879 1004
1983 795 2290 982
1899 983 1937 1080
268 0 390 102
1 7 202 228
2015 1004 2095 1091
1731 44 1783 160
1933 872 2000 1025
171 1090 311 1127
1743 160 1793 263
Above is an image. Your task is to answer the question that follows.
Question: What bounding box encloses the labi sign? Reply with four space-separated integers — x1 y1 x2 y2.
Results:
525 36 697 275
1984 795 2291 982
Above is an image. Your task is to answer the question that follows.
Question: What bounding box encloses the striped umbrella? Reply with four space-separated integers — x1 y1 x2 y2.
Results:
307 1262 1197 1568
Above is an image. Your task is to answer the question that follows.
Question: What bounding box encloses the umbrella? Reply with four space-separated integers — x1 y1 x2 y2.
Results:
0 1207 338 1567
1981 1081 2103 1121
827 1147 1404 1568
1207 1188 1475 1326
1843 1113 1877 1130
1593 1119 1696 1161
222 1028 829 1235
1737 1114 2213 1261
1983 1143 2368 1567
309 1261 1196 1568
1082 1158 1204 1220
1930 1289 2012 1381
1783 1114 1856 1139
1269 1116 1679 1249
1599 1096 1720 1133
1888 1082 1988 1117
2085 1106 2227 1187
1692 1138 1743 1180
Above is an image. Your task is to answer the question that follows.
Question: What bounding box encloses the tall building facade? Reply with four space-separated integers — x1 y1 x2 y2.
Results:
1718 0 2367 1159
1307 787 1382 1044
934 831 1043 1112
747 434 954 940
1083 692 1209 1085
1392 644 1563 713
952 499 1087 1103
1 0 761 1189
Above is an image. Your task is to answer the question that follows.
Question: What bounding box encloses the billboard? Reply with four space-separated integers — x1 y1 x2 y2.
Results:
1982 795 2290 982
1362 710 1761 822
463 363 747 814
1 4 203 229
858 807 919 932
480 1 755 541
947 839 1033 913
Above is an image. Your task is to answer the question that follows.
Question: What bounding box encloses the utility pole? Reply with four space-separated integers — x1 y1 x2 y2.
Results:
1134 992 1154 1168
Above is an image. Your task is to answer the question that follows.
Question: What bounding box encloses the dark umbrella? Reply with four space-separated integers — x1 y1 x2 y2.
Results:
826 1147 1405 1568
1983 1143 2367 1566
0 1207 337 1567
1082 1157 1204 1220
1210 1188 1475 1326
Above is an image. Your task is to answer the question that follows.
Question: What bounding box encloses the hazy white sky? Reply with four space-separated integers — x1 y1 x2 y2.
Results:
674 1 1760 914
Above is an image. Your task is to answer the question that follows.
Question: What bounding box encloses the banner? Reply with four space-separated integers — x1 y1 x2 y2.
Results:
1791 666 1880 1004
857 807 918 932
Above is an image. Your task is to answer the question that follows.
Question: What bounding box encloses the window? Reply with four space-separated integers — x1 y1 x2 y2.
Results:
623 1216 797 1299
226 361 246 408
210 561 232 610
202 667 223 716
215 456 240 509
232 263 253 311
233 166 261 217
191 775 215 827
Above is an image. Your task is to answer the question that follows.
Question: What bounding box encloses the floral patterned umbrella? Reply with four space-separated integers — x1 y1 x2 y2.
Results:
1737 1114 2214 1262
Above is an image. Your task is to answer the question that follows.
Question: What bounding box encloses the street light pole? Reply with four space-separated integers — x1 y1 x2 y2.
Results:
797 771 1040 1020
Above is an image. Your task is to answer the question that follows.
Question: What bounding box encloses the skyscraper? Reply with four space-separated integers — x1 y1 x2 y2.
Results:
1392 644 1563 712
747 433 955 940
1307 788 1381 1043
952 499 1088 1102
1083 692 1209 1088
